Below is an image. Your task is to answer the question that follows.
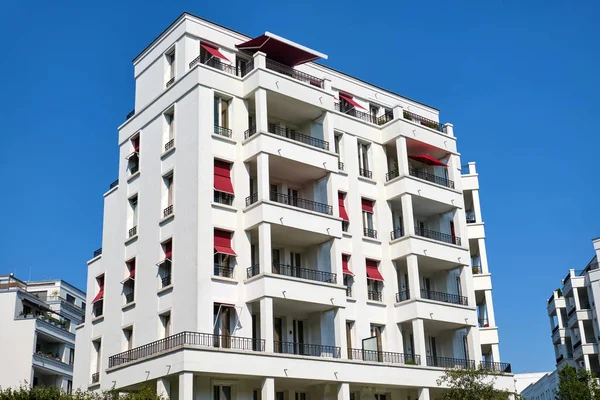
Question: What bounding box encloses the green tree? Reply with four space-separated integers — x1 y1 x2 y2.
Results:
0 384 163 400
436 367 517 400
555 365 600 400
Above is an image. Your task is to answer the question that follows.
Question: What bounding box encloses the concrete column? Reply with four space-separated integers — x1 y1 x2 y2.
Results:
418 388 430 400
478 238 490 273
392 105 404 120
395 136 409 177
412 319 427 364
578 320 587 344
443 123 454 137
573 287 582 310
325 172 335 215
491 344 501 362
460 265 476 309
258 223 272 274
584 354 592 371
255 88 268 134
331 239 343 285
467 327 483 364
262 377 275 400
407 255 421 299
322 111 335 151
157 378 171 399
594 238 600 260
471 189 483 223
484 290 496 326
257 152 270 202
261 297 274 352
400 193 415 236
337 383 350 400
556 306 564 329
253 51 266 69
179 372 193 400
323 78 332 92
334 307 348 359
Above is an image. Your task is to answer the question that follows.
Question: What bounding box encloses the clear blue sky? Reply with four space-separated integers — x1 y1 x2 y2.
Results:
1 0 598 374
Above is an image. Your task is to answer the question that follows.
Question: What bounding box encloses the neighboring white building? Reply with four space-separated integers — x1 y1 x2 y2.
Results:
73 12 513 400
517 371 558 400
0 274 86 391
547 237 600 374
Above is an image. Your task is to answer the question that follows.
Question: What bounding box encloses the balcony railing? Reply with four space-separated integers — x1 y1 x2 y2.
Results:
480 361 512 373
396 291 410 302
409 167 454 189
472 266 483 274
402 110 443 133
91 372 99 384
359 168 373 179
573 340 582 350
265 58 324 89
334 103 394 126
244 125 257 139
567 307 576 317
364 228 378 239
342 221 349 232
166 77 175 88
109 179 119 189
214 265 234 279
108 331 265 368
163 205 173 218
272 263 336 284
421 289 468 306
368 290 383 302
269 191 333 215
274 341 340 358
348 348 420 365
466 211 476 224
548 293 555 303
125 293 134 304
563 272 571 284
126 109 135 120
386 169 399 181
164 139 175 152
93 248 102 258
414 225 461 246
267 123 329 150
426 356 475 369
338 161 344 171
128 226 137 238
161 275 171 288
214 125 232 138
478 318 489 328
552 325 560 334
556 354 564 364
390 228 404 240
189 56 255 77
214 191 234 206
247 264 260 278
346 286 352 297
130 164 139 175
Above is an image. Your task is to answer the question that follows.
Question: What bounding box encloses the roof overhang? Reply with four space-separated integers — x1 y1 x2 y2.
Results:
236 32 328 66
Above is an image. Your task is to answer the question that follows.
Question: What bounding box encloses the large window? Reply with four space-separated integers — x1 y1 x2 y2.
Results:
158 240 172 288
214 160 234 205
357 142 371 177
128 195 138 237
361 198 376 238
163 172 174 217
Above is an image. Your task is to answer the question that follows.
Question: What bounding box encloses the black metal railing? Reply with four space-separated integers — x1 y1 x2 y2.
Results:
414 225 461 246
214 191 234 206
109 331 265 368
164 139 175 152
93 248 102 258
421 289 468 306
583 262 600 275
163 205 173 218
342 221 349 232
269 191 332 215
386 169 399 181
334 103 394 126
368 290 383 302
240 60 254 77
128 226 137 238
552 325 560 334
472 266 483 274
364 228 378 239
214 265 234 279
245 193 258 207
267 123 329 150
466 211 476 224
568 307 576 317
125 293 134 304
563 272 571 284
403 110 443 132
189 56 244 77
338 161 344 171
161 275 171 288
272 264 336 284
396 291 410 302
359 168 373 179
480 361 512 373
346 286 352 297
478 318 489 327
409 167 454 189
126 110 135 120
349 348 420 365
574 340 582 350
427 356 475 369
244 125 257 139
214 125 232 138
460 164 471 175
130 164 139 175
390 228 404 240
91 372 99 384
109 179 119 189
265 58 324 89
247 264 260 278
556 354 564 363
166 77 175 88
94 304 103 317
274 341 340 358
548 293 555 303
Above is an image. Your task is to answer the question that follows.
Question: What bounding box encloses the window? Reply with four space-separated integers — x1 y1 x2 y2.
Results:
158 240 172 288
164 109 175 151
366 259 383 301
236 56 248 76
165 48 175 86
214 160 234 205
160 312 171 338
361 198 376 238
66 294 75 304
213 385 232 400
214 229 236 278
342 255 353 297
334 133 342 155
67 380 73 394
295 393 307 400
128 195 138 237
123 327 133 351
91 275 104 317
163 172 174 217
346 321 354 353
127 135 140 175
357 142 371 177
370 104 379 121
92 339 102 377
338 192 349 232
214 97 230 129
123 258 135 304
214 304 235 347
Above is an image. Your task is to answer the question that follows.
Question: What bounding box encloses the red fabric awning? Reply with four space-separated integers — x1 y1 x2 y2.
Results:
338 192 349 221
339 94 366 110
342 255 353 276
214 160 234 194
91 288 104 304
132 137 140 151
164 241 172 259
236 32 327 66
366 260 383 281
408 154 447 167
201 43 230 62
215 229 237 256
361 199 374 213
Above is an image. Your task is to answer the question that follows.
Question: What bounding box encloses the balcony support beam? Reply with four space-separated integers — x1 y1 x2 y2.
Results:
260 296 274 353
484 290 496 326
261 376 275 400
466 326 483 364
491 343 501 363
460 265 475 308
255 87 268 134
407 255 421 300
412 318 427 363
322 111 335 154
400 194 415 237
179 371 193 400
471 187 483 225
478 238 490 274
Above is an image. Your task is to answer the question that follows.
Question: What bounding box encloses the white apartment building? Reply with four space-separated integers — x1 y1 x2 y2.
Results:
0 274 86 391
517 371 558 400
547 237 600 374
73 12 512 400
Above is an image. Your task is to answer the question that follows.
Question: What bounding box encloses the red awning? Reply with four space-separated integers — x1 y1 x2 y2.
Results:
91 288 104 304
122 261 136 283
215 229 237 256
339 94 366 110
236 32 327 66
214 160 234 194
132 137 140 151
201 43 230 62
408 154 447 167
366 260 383 281
342 255 353 276
338 192 349 221
361 199 374 213
164 241 172 259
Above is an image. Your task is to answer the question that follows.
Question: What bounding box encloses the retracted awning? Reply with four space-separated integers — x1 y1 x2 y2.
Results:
339 94 366 110
214 229 237 256
91 288 104 304
201 43 230 62
361 199 374 213
366 260 383 281
342 255 353 276
214 160 234 195
408 154 447 167
338 193 349 221
121 264 136 284
236 32 328 66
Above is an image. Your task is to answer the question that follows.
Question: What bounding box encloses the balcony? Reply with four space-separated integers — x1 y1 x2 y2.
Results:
109 331 265 368
163 205 174 218
189 56 254 78
359 168 373 179
214 125 232 138
364 228 378 239
403 110 443 133
368 290 383 302
396 291 410 303
32 353 73 376
334 103 394 126
247 264 336 285
274 341 340 358
415 225 461 246
214 265 234 279
426 356 475 369
248 192 332 215
421 289 468 306
480 361 512 373
265 58 324 89
390 228 404 240
348 348 420 365
409 167 454 189
265 123 329 150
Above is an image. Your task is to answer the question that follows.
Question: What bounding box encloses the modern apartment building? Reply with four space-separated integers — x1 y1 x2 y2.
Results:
73 12 512 400
0 274 86 391
547 237 600 374
517 371 558 400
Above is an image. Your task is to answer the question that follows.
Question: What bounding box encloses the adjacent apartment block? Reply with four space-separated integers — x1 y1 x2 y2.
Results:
0 274 85 391
547 237 600 374
73 12 512 400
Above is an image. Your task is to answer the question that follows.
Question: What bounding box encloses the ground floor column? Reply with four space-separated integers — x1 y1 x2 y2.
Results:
418 388 430 400
412 318 427 365
337 382 350 400
179 372 193 400
261 296 274 352
262 377 275 400
157 377 170 399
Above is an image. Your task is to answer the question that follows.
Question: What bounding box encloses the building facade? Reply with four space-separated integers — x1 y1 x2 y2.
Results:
547 237 600 374
518 371 558 400
73 13 512 400
0 274 86 391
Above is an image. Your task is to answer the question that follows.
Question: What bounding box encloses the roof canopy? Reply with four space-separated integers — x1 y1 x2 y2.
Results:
236 32 328 66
